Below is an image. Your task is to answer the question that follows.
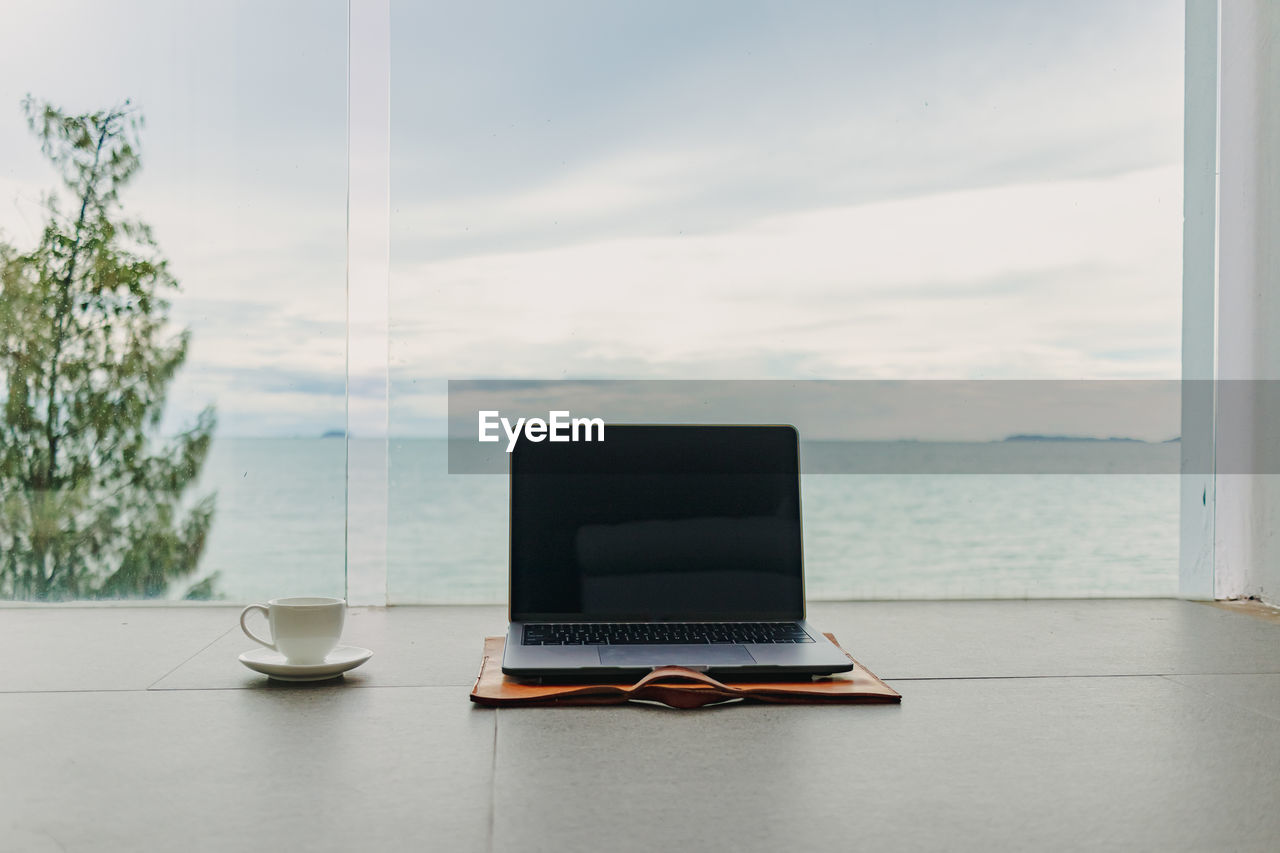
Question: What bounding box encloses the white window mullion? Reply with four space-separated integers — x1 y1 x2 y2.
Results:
346 0 391 606
1178 0 1218 600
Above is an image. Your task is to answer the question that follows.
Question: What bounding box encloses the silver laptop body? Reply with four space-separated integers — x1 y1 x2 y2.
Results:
501 424 853 679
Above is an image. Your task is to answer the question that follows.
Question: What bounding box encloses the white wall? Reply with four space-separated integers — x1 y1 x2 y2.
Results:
1216 0 1280 603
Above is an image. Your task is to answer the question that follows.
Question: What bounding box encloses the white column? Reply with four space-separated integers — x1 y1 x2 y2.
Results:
1216 0 1280 602
346 0 390 606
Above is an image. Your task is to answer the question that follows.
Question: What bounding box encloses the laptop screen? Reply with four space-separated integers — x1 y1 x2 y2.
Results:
509 425 804 622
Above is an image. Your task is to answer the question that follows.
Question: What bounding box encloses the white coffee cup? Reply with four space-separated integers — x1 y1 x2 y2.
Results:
240 596 346 665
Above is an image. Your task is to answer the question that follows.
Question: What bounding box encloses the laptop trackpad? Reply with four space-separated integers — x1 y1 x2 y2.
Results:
598 645 756 668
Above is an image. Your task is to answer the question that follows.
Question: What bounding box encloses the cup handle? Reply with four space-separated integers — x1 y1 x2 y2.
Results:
239 604 276 651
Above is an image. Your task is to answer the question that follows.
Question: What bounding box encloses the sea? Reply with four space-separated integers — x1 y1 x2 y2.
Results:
188 438 1180 604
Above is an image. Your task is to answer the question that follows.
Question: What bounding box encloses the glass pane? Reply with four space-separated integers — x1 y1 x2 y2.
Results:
388 1 1183 602
0 1 348 601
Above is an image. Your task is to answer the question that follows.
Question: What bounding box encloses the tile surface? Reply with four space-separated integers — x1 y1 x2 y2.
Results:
1166 673 1280 723
7 601 1280 853
0 606 235 692
491 676 1280 852
0 686 495 853
808 599 1280 679
151 605 506 689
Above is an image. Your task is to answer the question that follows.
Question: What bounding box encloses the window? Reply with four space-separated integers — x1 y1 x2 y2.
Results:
0 1 348 601
1 1 1190 603
387 0 1184 602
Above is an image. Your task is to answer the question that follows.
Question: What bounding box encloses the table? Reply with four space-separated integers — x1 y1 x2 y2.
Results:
2 600 1279 852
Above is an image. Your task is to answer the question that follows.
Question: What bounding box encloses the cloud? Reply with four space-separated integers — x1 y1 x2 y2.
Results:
391 0 1181 264
388 166 1181 391
2 0 1185 436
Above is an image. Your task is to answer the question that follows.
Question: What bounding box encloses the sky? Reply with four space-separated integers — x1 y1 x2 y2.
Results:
0 0 1185 438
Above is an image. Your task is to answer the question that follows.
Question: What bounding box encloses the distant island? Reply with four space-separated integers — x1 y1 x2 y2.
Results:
321 429 345 438
1003 434 1145 443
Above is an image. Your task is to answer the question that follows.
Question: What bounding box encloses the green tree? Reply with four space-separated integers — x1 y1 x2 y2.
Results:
0 97 216 600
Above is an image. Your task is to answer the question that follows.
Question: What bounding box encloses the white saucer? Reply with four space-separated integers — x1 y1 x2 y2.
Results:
239 645 373 681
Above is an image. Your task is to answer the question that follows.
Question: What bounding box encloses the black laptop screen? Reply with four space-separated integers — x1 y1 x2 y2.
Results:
509 425 804 622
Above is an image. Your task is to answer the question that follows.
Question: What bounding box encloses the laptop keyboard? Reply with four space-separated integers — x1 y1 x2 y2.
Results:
521 622 814 645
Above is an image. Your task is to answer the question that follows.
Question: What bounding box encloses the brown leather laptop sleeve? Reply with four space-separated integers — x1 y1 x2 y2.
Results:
470 633 900 709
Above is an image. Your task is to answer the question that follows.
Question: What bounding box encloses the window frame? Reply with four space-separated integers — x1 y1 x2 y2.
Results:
349 0 1226 605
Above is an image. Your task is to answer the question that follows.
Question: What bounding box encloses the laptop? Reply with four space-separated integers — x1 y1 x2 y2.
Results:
502 424 854 679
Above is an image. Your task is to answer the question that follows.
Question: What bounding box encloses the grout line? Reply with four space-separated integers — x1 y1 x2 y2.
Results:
0 688 164 696
145 623 238 690
1 683 486 696
3 679 488 695
146 682 478 693
883 671 1280 682
487 708 499 853
6 673 1280 696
